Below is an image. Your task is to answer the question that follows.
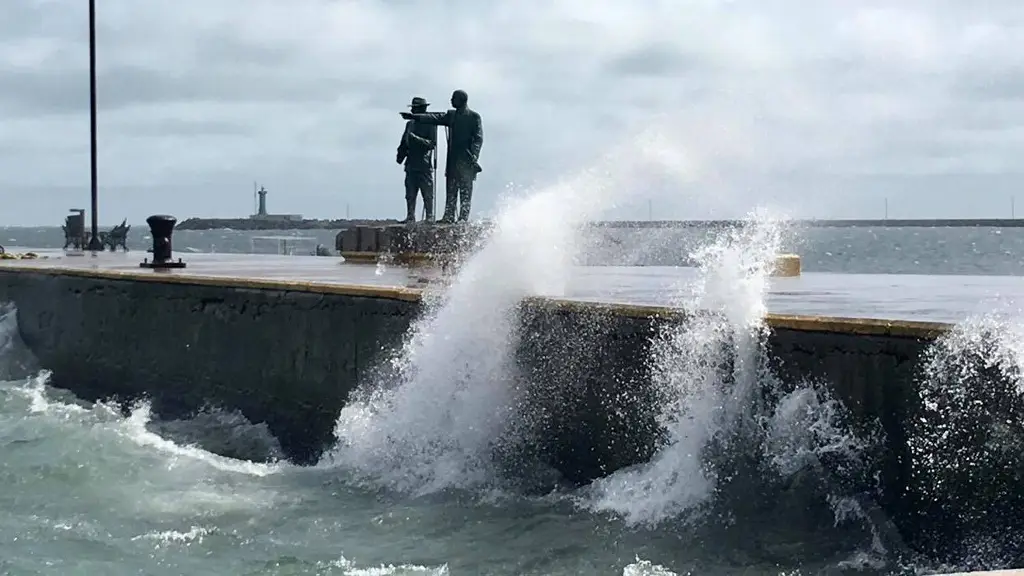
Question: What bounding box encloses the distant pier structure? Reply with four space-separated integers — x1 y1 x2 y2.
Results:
250 183 302 223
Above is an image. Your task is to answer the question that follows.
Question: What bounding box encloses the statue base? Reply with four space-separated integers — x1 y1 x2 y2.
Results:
335 222 491 268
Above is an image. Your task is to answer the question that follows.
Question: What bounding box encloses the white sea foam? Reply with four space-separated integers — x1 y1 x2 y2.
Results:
324 127 697 495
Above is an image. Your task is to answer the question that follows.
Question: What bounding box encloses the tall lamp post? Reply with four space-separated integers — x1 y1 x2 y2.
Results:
86 0 103 251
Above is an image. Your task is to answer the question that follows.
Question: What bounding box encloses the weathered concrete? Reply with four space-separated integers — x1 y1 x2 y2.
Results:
0 267 420 463
514 299 1022 566
532 303 930 449
515 299 943 525
514 300 668 482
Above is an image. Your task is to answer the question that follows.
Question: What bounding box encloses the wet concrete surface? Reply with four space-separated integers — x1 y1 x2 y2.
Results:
3 250 1023 323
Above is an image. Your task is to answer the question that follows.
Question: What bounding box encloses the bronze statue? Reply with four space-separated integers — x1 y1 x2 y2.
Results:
396 96 438 223
400 89 483 223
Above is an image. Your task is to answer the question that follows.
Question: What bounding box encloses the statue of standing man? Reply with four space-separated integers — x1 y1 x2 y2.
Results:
396 96 438 223
401 89 483 223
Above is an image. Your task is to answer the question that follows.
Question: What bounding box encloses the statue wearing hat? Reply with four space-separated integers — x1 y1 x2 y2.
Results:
396 96 438 222
401 89 483 223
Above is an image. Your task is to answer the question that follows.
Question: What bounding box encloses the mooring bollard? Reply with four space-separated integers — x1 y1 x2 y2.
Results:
139 214 186 269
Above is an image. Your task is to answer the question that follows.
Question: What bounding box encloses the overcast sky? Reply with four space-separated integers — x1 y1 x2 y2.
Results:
2 0 1024 225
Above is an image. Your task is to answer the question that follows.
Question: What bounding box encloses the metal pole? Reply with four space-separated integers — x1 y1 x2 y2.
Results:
87 0 102 251
432 124 438 220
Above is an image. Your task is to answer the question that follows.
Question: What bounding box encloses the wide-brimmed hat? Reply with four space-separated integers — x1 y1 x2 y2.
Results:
408 97 430 108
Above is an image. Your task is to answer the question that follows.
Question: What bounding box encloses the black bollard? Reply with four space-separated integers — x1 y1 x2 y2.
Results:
139 214 186 269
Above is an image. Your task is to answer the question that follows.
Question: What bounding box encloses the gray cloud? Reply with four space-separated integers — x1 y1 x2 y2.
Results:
1 64 394 114
3 0 1024 225
603 44 702 78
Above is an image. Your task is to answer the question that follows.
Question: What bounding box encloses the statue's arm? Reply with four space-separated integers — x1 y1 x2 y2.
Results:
404 111 451 126
406 131 435 149
469 113 483 161
396 125 409 163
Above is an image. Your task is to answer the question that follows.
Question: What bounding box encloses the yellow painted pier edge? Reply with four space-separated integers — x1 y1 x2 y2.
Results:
0 261 946 338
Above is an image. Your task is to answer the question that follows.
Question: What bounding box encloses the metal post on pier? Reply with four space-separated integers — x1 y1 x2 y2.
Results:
86 0 103 252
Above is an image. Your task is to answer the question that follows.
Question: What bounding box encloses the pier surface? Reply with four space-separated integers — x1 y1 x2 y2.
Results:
3 250 1020 324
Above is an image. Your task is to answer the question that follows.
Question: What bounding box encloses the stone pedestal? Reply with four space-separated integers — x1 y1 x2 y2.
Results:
335 222 491 267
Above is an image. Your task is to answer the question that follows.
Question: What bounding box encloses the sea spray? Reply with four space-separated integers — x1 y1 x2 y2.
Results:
586 213 892 562
764 387 874 482
907 314 1024 568
771 389 893 571
586 213 786 525
0 303 18 361
1 301 286 477
0 302 37 382
325 128 694 494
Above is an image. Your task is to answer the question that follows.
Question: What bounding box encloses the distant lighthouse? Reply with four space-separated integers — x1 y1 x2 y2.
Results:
249 183 303 222
257 186 268 217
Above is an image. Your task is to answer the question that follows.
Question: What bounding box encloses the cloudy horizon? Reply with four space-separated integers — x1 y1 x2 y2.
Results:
2 0 1024 226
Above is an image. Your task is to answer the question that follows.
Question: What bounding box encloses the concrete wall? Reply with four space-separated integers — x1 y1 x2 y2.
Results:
513 299 977 561
514 300 946 516
766 318 941 525
0 268 420 463
0 266 948 474
514 300 669 483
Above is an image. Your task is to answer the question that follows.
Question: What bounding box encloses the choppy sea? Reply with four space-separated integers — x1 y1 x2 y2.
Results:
4 224 1024 275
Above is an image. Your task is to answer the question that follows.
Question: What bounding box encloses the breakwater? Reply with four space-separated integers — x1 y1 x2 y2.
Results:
175 216 1024 231
175 217 404 231
0 255 1019 568
593 218 1024 228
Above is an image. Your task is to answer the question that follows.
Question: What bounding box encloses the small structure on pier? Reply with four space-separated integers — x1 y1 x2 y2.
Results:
62 210 130 252
62 209 87 250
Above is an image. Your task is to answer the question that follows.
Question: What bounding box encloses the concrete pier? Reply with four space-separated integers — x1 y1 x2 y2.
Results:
0 251 1020 566
0 251 951 458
